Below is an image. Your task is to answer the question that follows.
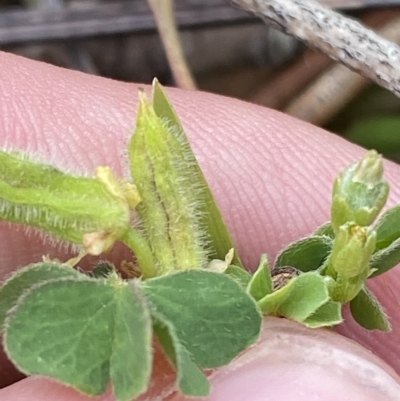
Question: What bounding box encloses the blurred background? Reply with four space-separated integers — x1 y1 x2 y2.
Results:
2 0 400 161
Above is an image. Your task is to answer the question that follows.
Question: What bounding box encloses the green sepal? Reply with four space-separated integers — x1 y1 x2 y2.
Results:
247 255 272 301
302 300 342 328
0 262 82 331
225 264 252 289
369 238 400 278
313 222 335 238
153 319 210 397
152 80 242 267
375 205 400 250
275 236 333 272
350 285 391 331
257 272 338 327
0 151 133 253
3 276 153 401
142 270 261 369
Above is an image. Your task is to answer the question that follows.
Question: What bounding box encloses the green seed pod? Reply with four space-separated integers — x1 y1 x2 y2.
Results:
128 92 208 275
331 150 389 233
0 151 138 255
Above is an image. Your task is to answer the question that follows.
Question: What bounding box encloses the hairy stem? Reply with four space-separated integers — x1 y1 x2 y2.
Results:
121 228 156 279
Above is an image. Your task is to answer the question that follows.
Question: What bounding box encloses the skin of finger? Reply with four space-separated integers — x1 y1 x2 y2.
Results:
1 50 400 389
166 318 400 401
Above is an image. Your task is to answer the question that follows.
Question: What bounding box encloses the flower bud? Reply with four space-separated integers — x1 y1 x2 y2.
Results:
330 224 376 279
331 151 389 233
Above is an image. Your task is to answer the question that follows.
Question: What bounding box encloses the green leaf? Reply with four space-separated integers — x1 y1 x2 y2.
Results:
369 238 400 278
0 262 81 331
375 205 400 250
4 278 115 395
0 151 134 253
142 270 261 368
154 320 209 397
302 300 342 328
110 281 153 401
313 222 335 238
275 236 333 272
247 255 272 301
258 272 331 322
152 80 242 267
4 277 153 401
350 285 391 331
225 264 252 289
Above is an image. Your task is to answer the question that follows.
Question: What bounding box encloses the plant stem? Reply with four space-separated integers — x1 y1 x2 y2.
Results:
121 228 156 279
147 0 196 90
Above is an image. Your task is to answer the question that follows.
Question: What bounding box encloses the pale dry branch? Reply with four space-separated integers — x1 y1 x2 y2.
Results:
229 0 400 98
286 14 400 124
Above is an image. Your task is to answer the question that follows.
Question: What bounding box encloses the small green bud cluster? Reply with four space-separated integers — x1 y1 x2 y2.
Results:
331 150 389 232
328 151 388 303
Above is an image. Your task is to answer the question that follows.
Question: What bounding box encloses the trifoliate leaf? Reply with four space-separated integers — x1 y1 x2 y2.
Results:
350 285 391 331
154 320 210 397
313 222 335 238
225 264 252 289
152 80 242 267
275 236 333 272
142 270 261 368
4 277 152 401
369 238 400 278
0 262 81 331
257 272 331 322
247 255 272 301
302 300 342 328
375 205 400 250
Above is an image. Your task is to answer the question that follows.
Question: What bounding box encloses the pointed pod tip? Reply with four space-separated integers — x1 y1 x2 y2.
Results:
353 150 385 186
138 88 150 105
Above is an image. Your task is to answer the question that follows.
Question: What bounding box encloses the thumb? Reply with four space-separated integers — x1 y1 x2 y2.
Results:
178 317 400 401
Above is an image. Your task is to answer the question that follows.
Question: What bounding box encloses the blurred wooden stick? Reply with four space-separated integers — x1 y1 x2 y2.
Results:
286 13 400 124
147 0 196 90
229 0 400 98
250 51 333 109
250 9 396 112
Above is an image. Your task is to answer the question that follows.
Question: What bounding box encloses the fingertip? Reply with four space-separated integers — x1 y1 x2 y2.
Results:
166 318 400 401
